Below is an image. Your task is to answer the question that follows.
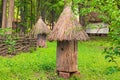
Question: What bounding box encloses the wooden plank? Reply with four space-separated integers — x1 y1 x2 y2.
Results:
0 44 6 47
58 71 70 78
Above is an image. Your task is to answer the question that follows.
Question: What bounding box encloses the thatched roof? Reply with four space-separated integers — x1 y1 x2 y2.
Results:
33 18 50 35
48 6 89 41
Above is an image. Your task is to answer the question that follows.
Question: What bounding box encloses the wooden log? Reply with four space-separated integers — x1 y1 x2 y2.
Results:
0 50 8 54
15 44 22 46
0 44 6 47
0 46 7 49
0 48 7 51
15 47 22 49
16 40 24 42
57 40 78 72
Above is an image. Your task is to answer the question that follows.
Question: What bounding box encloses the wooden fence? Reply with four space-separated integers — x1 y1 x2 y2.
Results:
0 34 37 56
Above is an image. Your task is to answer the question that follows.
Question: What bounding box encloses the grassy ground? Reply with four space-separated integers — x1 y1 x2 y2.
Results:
0 36 120 80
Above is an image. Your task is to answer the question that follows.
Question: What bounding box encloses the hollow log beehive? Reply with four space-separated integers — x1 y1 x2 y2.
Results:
48 6 89 78
57 41 78 72
33 18 50 47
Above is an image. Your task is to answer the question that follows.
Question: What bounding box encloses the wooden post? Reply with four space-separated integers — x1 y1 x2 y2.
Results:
57 40 79 78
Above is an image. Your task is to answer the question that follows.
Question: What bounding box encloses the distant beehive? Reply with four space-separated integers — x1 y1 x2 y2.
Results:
87 12 102 23
33 18 50 47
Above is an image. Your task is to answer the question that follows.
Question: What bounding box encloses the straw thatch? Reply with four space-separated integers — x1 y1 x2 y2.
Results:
33 18 50 35
48 6 89 41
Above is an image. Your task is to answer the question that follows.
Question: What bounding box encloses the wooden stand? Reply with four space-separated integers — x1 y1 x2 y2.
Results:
57 40 79 78
57 71 80 78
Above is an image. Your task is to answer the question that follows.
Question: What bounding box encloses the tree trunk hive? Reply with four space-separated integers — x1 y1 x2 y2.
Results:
33 17 50 47
57 40 78 72
48 6 89 78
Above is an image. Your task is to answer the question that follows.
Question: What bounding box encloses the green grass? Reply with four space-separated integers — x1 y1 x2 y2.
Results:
0 36 120 80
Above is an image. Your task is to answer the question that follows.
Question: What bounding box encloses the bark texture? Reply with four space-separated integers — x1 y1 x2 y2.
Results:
2 0 7 28
7 0 14 29
37 34 47 48
57 40 78 72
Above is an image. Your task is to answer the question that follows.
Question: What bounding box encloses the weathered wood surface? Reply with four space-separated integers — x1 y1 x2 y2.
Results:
58 71 70 78
57 40 78 72
37 34 47 47
0 34 37 56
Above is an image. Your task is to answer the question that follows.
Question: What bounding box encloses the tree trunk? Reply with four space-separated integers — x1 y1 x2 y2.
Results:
30 0 33 28
2 0 7 28
0 0 3 28
36 0 40 20
7 0 14 33
20 0 27 33
40 1 46 22
50 4 54 30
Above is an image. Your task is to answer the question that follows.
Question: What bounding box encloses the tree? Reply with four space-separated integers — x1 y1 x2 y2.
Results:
0 0 3 28
38 0 64 30
7 0 14 31
72 0 120 73
78 3 85 27
2 0 7 28
0 0 64 32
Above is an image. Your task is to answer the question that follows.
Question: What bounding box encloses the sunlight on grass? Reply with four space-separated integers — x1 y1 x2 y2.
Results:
0 36 120 80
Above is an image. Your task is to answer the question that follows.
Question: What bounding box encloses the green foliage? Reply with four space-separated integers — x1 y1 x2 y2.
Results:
0 28 12 36
40 0 64 23
104 66 120 75
0 37 120 79
14 0 64 31
5 35 16 54
72 0 120 74
73 0 120 24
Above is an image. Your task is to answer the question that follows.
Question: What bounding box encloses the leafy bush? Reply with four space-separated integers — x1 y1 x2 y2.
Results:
72 0 120 74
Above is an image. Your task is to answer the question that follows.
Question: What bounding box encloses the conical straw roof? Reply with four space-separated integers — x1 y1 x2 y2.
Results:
33 17 50 35
48 6 89 41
